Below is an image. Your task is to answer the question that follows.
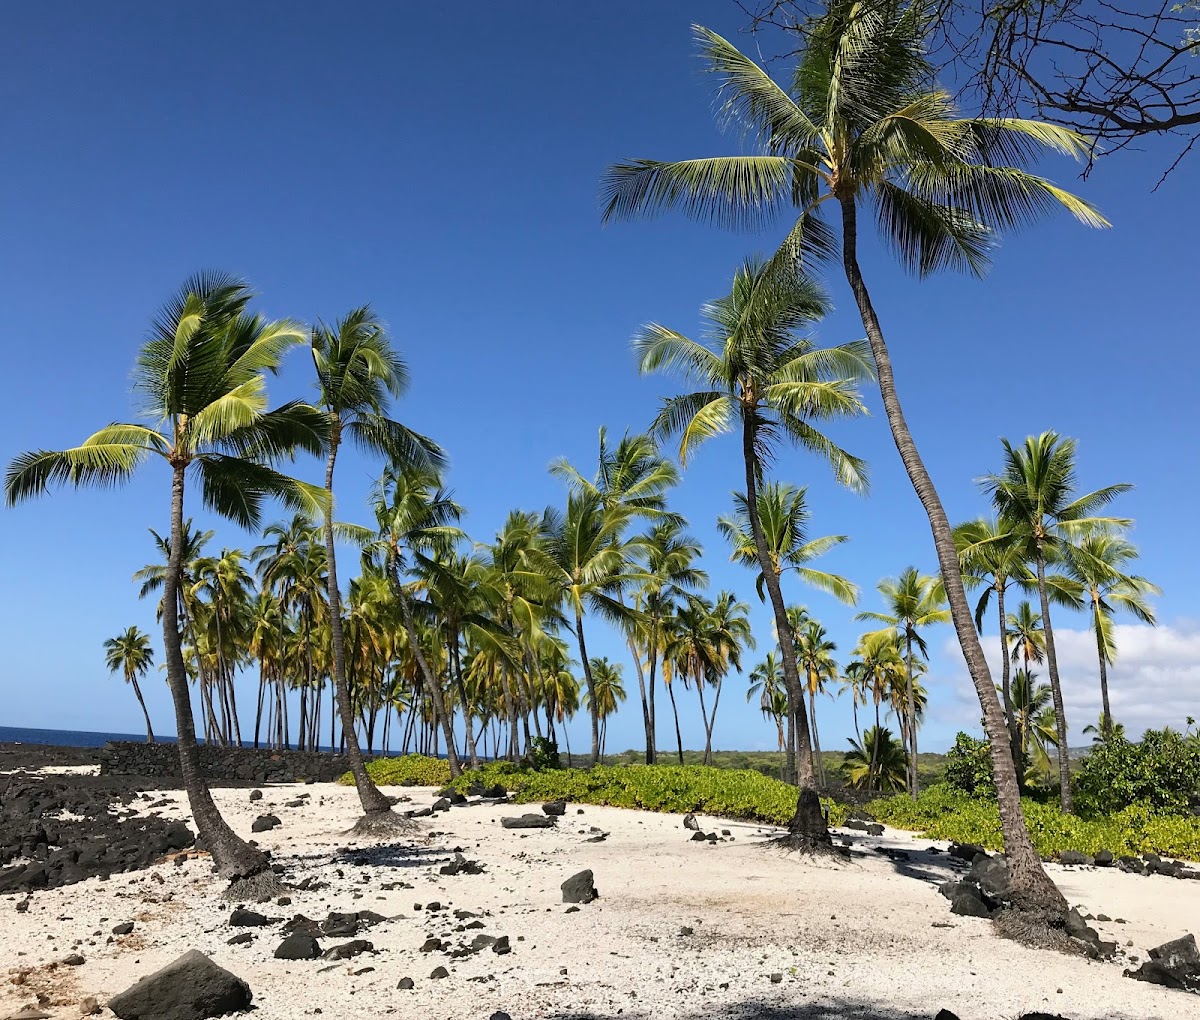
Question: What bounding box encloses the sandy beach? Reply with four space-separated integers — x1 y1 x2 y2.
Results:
3 775 1198 1020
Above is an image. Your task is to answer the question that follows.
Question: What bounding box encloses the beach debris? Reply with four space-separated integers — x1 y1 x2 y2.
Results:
500 814 554 829
561 869 598 904
107 949 252 1020
1125 933 1200 991
274 934 321 960
541 800 567 816
250 814 280 833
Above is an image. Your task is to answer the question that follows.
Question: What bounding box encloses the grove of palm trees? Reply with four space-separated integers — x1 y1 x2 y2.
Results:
3 2 1197 1018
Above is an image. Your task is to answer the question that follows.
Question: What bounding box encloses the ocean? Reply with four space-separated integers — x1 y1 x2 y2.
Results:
0 726 165 748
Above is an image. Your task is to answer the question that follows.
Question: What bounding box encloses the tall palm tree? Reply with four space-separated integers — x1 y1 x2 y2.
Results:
635 257 870 845
309 306 443 821
718 481 857 784
747 651 789 778
1063 533 1160 737
104 626 156 743
842 726 908 793
587 657 627 759
845 629 906 789
536 490 644 765
793 612 839 787
631 520 707 763
698 590 754 764
6 272 325 884
983 431 1131 813
856 567 949 797
603 2 1107 909
1010 670 1059 788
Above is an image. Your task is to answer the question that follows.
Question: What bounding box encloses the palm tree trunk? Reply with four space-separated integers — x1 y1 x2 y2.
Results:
838 193 1063 910
998 585 1024 787
130 677 155 743
695 675 711 765
627 633 654 765
452 637 480 770
647 626 659 764
667 679 684 764
576 609 600 767
807 687 823 788
707 678 724 765
253 667 266 749
1035 542 1073 813
741 416 825 841
323 439 391 814
1094 599 1113 737
904 632 918 799
163 463 266 879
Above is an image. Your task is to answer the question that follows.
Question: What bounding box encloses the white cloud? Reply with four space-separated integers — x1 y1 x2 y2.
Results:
925 619 1200 745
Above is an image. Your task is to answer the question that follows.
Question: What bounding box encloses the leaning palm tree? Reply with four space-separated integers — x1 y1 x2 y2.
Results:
1062 533 1160 737
603 2 1108 910
309 306 443 825
6 272 324 886
104 626 156 743
982 431 1131 813
635 257 870 847
856 568 949 797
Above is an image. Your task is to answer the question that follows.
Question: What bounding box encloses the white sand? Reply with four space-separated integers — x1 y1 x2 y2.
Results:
2 781 1198 1020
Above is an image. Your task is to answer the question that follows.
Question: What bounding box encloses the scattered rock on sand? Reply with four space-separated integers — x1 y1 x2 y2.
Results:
79 995 101 1015
250 814 280 833
1059 850 1094 866
969 855 1012 901
63 953 86 966
1126 933 1200 991
397 977 415 989
440 853 485 876
107 949 252 1020
274 934 321 960
542 800 567 816
227 932 254 946
431 966 449 979
682 813 699 831
228 908 270 927
323 939 373 960
249 790 263 802
948 842 987 862
111 921 135 935
561 869 598 904
500 814 554 829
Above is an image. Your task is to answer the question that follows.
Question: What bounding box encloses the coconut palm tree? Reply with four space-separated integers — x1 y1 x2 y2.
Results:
842 726 907 793
793 612 839 787
6 272 325 884
104 626 156 743
856 568 949 797
588 657 627 759
635 256 870 845
1010 670 1059 788
1062 533 1160 737
603 1 1108 909
983 431 1131 812
699 590 755 764
747 651 789 778
309 306 443 821
845 630 905 789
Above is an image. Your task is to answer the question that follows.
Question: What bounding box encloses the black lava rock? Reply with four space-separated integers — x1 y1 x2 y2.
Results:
229 908 270 927
561 869 598 904
1126 933 1200 991
541 800 567 816
323 939 373 960
250 814 280 833
107 949 252 1020
112 921 135 935
500 814 554 829
274 934 321 960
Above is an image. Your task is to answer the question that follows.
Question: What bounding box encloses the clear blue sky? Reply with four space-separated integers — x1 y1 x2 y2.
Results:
1 3 1195 754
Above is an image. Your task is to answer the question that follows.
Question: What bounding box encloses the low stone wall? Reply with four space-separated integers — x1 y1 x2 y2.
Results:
99 741 363 784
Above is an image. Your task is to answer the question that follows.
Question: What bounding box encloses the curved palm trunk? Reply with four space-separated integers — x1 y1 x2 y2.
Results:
575 609 600 766
627 633 654 764
838 194 1063 910
323 440 392 814
164 464 266 879
706 678 724 765
647 627 659 764
1093 597 1113 737
695 674 712 765
393 579 460 775
1034 543 1073 813
130 677 155 743
451 637 480 770
742 416 826 841
666 679 684 764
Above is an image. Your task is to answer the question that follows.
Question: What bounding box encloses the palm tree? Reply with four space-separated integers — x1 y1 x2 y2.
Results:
587 657 627 759
635 257 870 845
631 519 707 763
603 2 1107 910
309 306 443 821
1063 533 1160 737
699 590 754 764
6 272 325 884
747 652 789 778
1010 670 1059 788
856 568 949 797
842 726 908 793
537 490 644 765
983 431 1131 812
718 481 856 783
845 630 906 788
793 613 839 788
104 626 156 742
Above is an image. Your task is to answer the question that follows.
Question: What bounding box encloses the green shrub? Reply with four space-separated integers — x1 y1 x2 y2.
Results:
943 732 994 796
341 754 452 788
1073 728 1200 816
527 736 561 771
867 783 1200 861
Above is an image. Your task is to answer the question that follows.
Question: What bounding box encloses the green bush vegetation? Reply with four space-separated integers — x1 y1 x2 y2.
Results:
943 732 995 796
348 754 1200 862
1074 728 1200 816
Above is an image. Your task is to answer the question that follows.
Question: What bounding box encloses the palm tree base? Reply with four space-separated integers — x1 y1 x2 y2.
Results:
764 787 845 858
221 869 285 902
345 809 417 837
992 905 1085 954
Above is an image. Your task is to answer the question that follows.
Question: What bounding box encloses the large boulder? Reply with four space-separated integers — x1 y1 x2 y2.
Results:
274 934 321 960
949 887 992 918
968 855 1012 902
106 950 252 1020
561 869 598 904
1126 933 1200 991
500 814 554 830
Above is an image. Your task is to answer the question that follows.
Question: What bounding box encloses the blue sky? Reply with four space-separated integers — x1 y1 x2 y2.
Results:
2 3 1196 754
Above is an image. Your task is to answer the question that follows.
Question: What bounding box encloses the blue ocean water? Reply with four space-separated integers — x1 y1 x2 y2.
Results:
0 726 163 748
